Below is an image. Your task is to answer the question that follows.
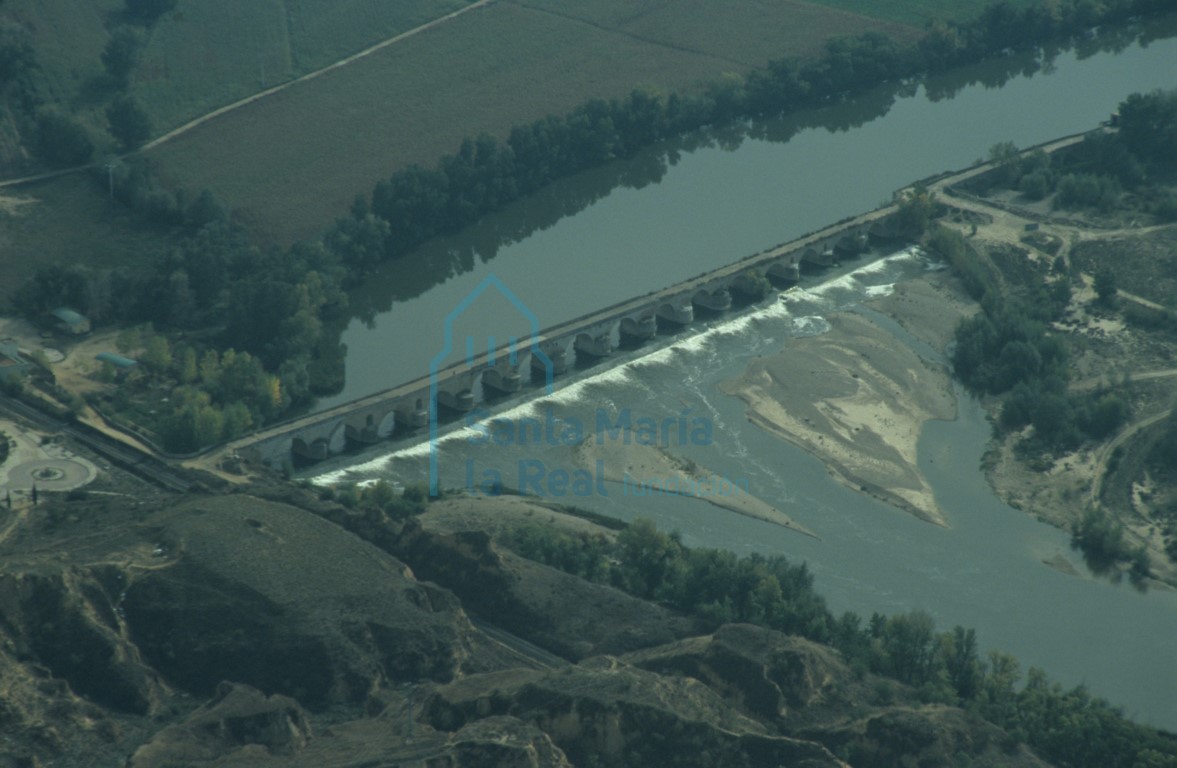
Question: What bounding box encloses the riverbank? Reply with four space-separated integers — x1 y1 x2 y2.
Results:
720 272 975 526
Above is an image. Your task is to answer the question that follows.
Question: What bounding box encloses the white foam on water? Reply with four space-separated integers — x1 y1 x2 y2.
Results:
310 451 400 484
779 286 830 308
850 256 902 278
816 272 862 294
314 248 924 485
530 363 637 407
633 299 796 372
791 315 833 336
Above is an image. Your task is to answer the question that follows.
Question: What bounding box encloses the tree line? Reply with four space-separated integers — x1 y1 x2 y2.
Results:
334 0 1175 268
12 0 1177 452
930 224 1131 453
0 0 166 173
932 89 1177 577
501 517 1177 768
13 223 349 452
979 89 1177 220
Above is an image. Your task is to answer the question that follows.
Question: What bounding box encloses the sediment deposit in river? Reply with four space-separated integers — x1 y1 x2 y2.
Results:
720 275 971 526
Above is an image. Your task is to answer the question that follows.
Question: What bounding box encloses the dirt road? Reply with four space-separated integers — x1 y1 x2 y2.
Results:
0 0 494 188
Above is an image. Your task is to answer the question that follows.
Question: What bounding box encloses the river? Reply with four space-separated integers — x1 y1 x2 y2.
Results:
310 20 1177 728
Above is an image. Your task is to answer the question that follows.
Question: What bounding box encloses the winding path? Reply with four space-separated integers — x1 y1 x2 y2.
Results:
139 0 493 152
1089 407 1173 508
1072 368 1177 393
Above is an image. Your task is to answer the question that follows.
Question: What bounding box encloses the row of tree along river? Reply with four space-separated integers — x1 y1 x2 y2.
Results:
312 21 1177 728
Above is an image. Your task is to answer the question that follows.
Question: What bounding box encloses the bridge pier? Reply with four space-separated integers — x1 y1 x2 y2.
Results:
395 397 429 430
482 360 523 395
531 339 568 378
436 372 476 413
656 297 694 328
574 329 613 360
345 409 398 445
620 311 658 343
767 257 800 284
290 419 346 461
802 245 836 269
836 229 870 257
233 201 908 471
692 286 732 313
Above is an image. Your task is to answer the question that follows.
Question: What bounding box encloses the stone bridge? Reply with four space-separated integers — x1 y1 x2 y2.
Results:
234 211 892 468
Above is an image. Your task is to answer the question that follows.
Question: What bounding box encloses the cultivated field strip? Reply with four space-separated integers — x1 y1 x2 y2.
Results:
146 0 917 243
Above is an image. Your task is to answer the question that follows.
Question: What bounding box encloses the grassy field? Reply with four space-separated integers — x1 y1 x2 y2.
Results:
517 0 920 67
146 0 920 244
133 0 473 131
0 0 477 148
0 175 178 302
0 0 122 165
2 0 119 104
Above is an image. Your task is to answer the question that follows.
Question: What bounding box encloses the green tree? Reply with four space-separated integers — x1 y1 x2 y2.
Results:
199 348 221 388
184 189 226 229
0 22 34 85
1148 412 1177 474
876 611 937 686
988 140 1021 187
140 334 172 375
124 0 176 26
1072 508 1130 575
222 401 253 438
1117 89 1177 170
1019 169 1051 200
33 109 94 167
616 518 676 598
176 346 198 384
115 325 143 353
191 403 224 447
894 184 936 236
977 651 1021 726
101 26 143 89
106 95 152 150
940 625 982 701
1094 268 1118 307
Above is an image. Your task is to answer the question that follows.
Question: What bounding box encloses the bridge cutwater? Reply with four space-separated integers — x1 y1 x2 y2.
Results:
233 202 905 468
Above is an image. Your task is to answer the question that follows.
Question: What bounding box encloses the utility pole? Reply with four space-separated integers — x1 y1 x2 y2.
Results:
405 684 416 743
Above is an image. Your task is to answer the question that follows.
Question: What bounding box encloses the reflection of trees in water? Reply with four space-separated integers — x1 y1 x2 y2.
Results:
343 17 1170 332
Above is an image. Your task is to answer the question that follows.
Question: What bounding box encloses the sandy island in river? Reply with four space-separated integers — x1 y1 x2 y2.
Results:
574 434 820 539
719 273 977 526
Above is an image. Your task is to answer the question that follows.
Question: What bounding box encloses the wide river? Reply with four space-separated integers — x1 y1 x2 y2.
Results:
312 20 1177 728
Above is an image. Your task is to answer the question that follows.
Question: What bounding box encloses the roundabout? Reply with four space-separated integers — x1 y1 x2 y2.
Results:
4 458 96 492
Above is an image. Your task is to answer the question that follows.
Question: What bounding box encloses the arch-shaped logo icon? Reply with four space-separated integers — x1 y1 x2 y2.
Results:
429 274 555 495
